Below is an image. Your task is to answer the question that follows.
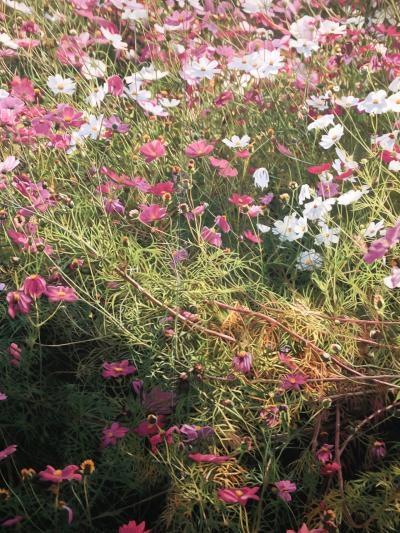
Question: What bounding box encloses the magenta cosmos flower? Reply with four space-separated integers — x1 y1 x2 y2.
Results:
316 444 333 464
281 373 308 391
217 486 260 505
22 274 47 299
185 139 214 158
101 422 129 448
6 290 32 318
0 444 17 461
138 204 167 224
232 351 252 374
139 140 166 163
102 360 137 378
363 220 400 263
38 465 82 483
119 520 150 533
188 453 231 464
45 285 78 303
287 524 326 533
274 480 297 502
201 227 222 247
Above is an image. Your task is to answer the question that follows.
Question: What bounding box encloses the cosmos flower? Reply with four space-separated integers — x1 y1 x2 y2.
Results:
47 75 76 95
274 480 297 502
45 286 78 303
38 465 82 483
138 204 167 224
232 351 253 374
188 453 231 464
102 360 137 378
101 423 130 448
140 140 166 163
22 274 47 299
119 520 150 533
281 373 308 391
217 486 260 505
6 290 32 318
0 445 17 461
185 140 214 158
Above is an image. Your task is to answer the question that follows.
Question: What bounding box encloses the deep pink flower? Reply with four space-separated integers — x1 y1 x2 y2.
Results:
229 193 254 208
119 520 150 533
22 274 47 299
316 444 334 464
217 486 260 505
201 226 222 247
1 516 24 528
39 465 82 483
281 373 308 391
287 524 326 533
8 343 22 367
209 157 238 177
307 163 332 175
188 453 231 464
45 286 78 303
243 230 262 244
140 140 166 163
232 351 252 374
320 461 341 476
11 76 35 102
0 444 17 461
138 204 167 224
274 480 297 502
101 422 130 448
149 426 178 453
6 290 32 318
185 140 214 158
215 215 231 233
102 360 137 379
107 75 124 96
134 416 166 438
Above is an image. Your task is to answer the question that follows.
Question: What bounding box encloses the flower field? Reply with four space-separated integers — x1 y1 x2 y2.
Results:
1 0 400 531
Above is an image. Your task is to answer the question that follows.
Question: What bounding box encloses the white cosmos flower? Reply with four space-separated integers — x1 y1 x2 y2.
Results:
183 57 221 81
357 90 388 114
256 223 271 233
337 185 370 205
47 75 76 95
387 92 400 113
314 223 340 246
335 95 359 108
0 32 19 49
241 0 272 14
81 57 107 80
77 114 104 140
100 28 127 51
319 124 344 149
222 135 250 149
307 114 335 131
290 38 319 58
290 15 317 41
138 100 169 116
306 94 330 111
318 20 346 35
388 158 400 172
85 85 107 107
2 0 32 14
298 184 313 205
296 249 323 271
250 49 284 79
302 197 336 221
121 4 148 22
132 65 169 81
363 220 385 238
253 167 269 189
158 98 180 108
272 214 308 242
389 77 400 92
0 155 19 173
374 131 399 151
383 267 400 289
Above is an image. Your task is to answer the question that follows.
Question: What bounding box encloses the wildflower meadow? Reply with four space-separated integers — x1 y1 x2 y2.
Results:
1 0 400 531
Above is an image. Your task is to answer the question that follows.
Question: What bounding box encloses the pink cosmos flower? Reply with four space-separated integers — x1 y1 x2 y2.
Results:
201 226 222 247
101 422 129 448
119 520 150 533
11 76 35 102
138 204 167 224
185 140 214 158
104 198 125 215
209 157 238 177
45 286 78 303
274 480 297 502
320 461 340 476
217 486 260 505
215 215 231 233
8 343 22 367
0 393 7 401
149 426 178 453
287 524 326 533
307 163 332 175
140 140 166 163
0 444 17 461
1 516 24 528
39 465 82 483
232 351 252 374
243 230 262 244
363 220 400 263
281 373 308 391
102 360 137 379
134 415 166 438
6 291 32 318
22 274 47 299
316 444 334 464
229 193 254 208
107 75 124 96
188 453 231 464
